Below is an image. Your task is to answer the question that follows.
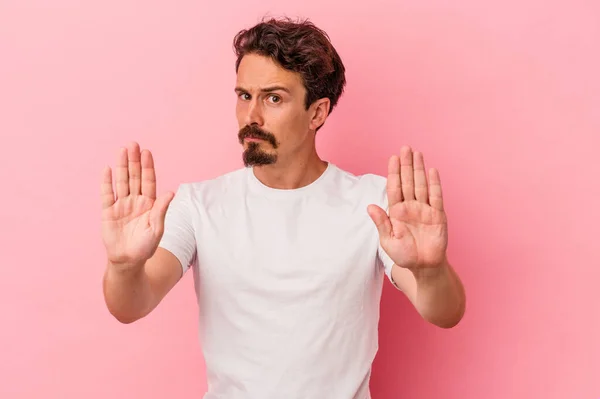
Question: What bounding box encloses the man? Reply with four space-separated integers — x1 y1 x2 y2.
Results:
101 17 465 399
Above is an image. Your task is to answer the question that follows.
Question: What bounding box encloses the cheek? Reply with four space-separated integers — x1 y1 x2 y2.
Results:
285 105 308 125
264 105 308 143
290 109 311 133
235 102 245 125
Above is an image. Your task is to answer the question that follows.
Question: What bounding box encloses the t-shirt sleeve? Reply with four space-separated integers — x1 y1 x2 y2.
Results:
378 243 395 281
373 176 401 290
157 184 197 275
378 237 401 290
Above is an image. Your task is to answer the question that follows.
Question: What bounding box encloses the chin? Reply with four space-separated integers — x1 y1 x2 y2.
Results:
242 151 277 167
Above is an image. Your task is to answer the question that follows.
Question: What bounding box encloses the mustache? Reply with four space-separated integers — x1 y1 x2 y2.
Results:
238 125 278 148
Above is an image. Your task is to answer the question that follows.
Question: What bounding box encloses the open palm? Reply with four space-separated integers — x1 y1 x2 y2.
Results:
101 143 174 266
368 146 448 271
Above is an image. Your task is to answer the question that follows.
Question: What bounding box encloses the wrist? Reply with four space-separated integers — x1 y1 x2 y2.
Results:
107 259 146 278
410 257 450 282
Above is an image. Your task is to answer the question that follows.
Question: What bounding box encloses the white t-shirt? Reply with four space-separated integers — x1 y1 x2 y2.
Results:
158 162 397 399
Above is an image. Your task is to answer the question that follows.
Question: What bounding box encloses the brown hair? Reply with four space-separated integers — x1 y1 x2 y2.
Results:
233 17 346 118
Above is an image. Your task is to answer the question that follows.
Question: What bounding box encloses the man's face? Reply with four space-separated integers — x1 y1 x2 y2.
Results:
235 53 316 167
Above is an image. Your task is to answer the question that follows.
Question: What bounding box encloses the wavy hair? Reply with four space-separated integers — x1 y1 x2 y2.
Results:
233 17 346 118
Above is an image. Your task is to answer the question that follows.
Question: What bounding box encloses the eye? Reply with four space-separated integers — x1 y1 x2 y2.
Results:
238 92 251 101
267 94 281 104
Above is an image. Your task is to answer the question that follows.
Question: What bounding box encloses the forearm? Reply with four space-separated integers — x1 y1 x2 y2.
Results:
102 261 156 323
412 259 466 328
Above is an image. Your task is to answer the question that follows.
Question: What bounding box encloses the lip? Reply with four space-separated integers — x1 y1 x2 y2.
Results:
245 137 264 142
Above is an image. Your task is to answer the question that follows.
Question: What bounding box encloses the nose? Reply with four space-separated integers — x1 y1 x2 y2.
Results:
245 99 264 127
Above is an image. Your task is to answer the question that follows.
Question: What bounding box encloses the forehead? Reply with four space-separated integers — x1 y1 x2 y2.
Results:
236 53 304 92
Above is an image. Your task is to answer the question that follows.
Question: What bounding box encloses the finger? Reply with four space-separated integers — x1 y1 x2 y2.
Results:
115 147 129 199
128 142 142 196
387 155 402 207
367 204 393 239
141 149 156 199
101 166 115 209
150 191 175 233
413 151 428 203
428 168 444 211
400 146 415 201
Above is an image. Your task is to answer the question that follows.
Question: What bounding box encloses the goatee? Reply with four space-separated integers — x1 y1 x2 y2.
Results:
238 124 279 167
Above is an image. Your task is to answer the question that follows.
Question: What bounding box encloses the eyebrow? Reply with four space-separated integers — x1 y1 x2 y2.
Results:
235 86 291 94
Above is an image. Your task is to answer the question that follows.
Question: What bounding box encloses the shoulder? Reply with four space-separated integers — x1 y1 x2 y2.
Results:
328 164 388 206
331 164 386 191
174 167 248 203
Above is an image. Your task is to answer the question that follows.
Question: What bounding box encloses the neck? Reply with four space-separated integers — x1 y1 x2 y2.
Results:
252 149 327 190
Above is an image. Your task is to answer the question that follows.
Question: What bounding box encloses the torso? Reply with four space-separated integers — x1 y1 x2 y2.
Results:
163 163 392 399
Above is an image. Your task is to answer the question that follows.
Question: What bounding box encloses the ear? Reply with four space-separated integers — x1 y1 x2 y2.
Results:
308 98 331 131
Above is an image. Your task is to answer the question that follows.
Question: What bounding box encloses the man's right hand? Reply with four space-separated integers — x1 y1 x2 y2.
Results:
101 142 175 272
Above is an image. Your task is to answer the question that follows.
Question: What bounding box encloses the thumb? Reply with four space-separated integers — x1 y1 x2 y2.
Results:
150 191 175 232
367 204 392 240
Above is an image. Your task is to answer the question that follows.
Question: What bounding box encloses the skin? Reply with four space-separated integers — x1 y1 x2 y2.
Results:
101 52 465 329
368 149 466 328
234 53 330 189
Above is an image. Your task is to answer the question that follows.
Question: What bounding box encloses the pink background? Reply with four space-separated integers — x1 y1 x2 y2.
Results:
1 1 598 398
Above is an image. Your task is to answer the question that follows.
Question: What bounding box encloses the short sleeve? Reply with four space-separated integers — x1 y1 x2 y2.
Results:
378 244 395 281
374 179 401 290
158 184 197 275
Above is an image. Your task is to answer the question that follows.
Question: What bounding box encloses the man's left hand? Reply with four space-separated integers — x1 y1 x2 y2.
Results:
368 146 449 273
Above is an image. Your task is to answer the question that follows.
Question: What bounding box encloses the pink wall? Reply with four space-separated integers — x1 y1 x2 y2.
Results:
1 1 598 398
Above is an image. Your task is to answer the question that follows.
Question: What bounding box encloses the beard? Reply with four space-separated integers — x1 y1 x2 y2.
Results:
238 124 279 167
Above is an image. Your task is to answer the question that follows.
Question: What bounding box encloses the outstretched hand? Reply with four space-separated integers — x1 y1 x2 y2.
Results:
368 146 448 272
101 142 174 267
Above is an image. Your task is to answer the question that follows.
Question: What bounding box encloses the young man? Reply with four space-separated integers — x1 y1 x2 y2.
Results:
101 17 466 399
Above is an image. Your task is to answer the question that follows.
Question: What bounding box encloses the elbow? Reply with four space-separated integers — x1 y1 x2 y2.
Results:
434 316 463 329
113 313 140 324
432 302 466 329
104 301 145 324
421 297 466 329
427 313 463 329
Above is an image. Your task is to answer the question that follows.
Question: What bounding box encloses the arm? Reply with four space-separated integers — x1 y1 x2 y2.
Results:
391 258 466 328
368 146 466 329
100 142 194 324
102 248 183 324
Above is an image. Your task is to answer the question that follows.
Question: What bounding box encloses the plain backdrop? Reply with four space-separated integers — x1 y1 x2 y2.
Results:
1 1 598 398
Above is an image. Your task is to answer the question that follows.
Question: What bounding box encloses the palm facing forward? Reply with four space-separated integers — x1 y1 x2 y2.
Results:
101 143 174 267
368 146 448 272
